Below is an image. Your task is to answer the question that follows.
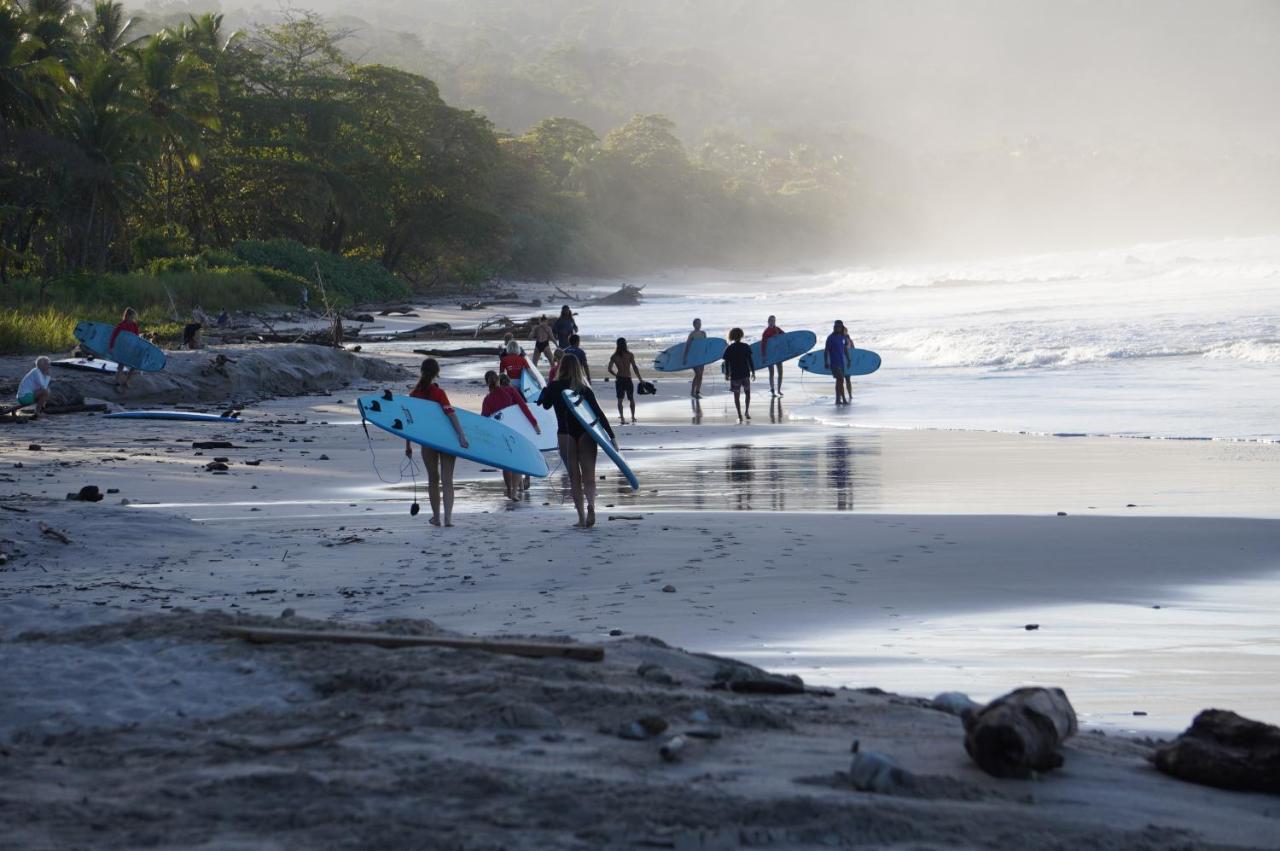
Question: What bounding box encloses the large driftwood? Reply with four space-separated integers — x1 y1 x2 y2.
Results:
413 347 499 358
1153 709 1280 793
222 625 604 662
554 283 643 307
963 687 1078 778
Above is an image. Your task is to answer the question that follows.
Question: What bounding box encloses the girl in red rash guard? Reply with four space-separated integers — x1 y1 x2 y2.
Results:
499 339 532 381
481 369 541 500
407 358 468 527
111 307 140 392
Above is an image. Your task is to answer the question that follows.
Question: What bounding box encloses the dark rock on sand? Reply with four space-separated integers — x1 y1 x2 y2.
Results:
1153 709 1280 793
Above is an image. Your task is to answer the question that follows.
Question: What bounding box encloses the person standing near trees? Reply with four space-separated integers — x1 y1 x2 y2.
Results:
552 305 577 349
110 308 140 393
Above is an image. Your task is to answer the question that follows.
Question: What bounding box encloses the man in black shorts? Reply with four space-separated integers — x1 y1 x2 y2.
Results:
722 327 756 422
531 315 552 366
607 337 643 424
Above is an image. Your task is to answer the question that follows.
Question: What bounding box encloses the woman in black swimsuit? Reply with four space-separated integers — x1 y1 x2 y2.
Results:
538 355 616 528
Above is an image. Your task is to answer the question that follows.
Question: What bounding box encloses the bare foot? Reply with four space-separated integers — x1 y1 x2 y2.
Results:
444 519 454 527
429 516 441 526
586 505 596 527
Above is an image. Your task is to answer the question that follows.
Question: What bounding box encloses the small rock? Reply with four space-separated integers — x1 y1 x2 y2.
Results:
280 608 296 619
319 454 330 461
205 462 229 472
848 740 913 792
659 734 687 762
1133 710 1148 716
1056 511 1067 516
213 456 230 463
637 663 676 685
106 488 119 494
27 444 41 451
1025 624 1040 631
662 584 676 593
932 691 982 716
609 629 624 636
66 486 103 502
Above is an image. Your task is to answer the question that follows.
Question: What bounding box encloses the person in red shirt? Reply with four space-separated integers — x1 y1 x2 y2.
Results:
481 370 541 501
110 307 140 392
407 358 468 527
498 339 532 382
761 315 785 397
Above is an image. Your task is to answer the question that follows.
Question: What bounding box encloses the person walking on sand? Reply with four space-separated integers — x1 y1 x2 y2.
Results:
761 315 785 396
838 320 857 401
482 369 541 500
552 305 577 349
538 355 616 528
531 315 553 367
562 334 590 382
407 358 468 527
299 286 309 312
15 356 52 418
723 327 756 422
824 320 848 406
683 318 707 398
110 307 140 393
607 337 643 424
499 339 533 382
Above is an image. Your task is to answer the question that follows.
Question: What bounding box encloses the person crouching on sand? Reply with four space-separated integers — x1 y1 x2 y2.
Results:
407 358 468 527
824 320 848 406
723 327 756 422
538 355 616 528
607 337 642 424
684 318 707 398
16 356 52 418
482 369 541 501
110 307 140 392
762 314 784 396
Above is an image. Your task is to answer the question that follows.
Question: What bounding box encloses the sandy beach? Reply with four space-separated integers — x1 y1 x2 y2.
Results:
2 329 1278 848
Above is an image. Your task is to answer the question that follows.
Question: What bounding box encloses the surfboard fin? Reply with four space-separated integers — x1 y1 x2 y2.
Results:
368 399 382 412
393 419 404 430
382 389 393 401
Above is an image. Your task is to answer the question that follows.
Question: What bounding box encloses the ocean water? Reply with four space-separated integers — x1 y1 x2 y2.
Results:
568 235 1280 441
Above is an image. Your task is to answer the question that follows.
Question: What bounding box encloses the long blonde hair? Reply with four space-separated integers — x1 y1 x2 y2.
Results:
557 352 587 392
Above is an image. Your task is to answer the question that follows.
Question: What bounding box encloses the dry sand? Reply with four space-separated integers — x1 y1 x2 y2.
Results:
2 343 1278 849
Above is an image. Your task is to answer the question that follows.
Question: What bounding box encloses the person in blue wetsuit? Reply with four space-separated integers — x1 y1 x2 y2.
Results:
537 355 615 529
824 320 848 406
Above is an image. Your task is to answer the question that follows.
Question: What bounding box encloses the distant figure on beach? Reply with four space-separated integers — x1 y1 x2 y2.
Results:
183 306 208 350
110 307 140 393
499 339 532 381
838 319 856 400
684 318 707 398
15 356 52 418
538 355 616 528
552 305 577 349
531 315 553 366
216 309 229 328
723 327 756 422
299 286 309 311
563 334 590 382
482 369 540 500
824 320 848 405
607 337 643 424
762 315 784 396
408 358 468 527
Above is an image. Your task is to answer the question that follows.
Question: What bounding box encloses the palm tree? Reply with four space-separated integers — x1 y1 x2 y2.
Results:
86 0 139 55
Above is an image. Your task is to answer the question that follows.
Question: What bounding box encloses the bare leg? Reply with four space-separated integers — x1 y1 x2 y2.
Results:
578 434 599 526
629 392 636 422
768 365 776 395
744 384 751 419
423 447 442 524
440 453 457 525
617 397 625 424
559 434 586 526
845 375 853 400
777 362 784 396
732 387 743 421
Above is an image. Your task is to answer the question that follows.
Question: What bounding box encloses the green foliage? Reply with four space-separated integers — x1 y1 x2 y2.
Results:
132 226 194 266
0 305 183 354
232 239 409 305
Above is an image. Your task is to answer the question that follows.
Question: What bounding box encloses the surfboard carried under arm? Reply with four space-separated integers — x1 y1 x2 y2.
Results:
564 388 638 490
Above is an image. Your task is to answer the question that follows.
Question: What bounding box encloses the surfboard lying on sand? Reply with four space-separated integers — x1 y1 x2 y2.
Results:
104 411 242 422
798 348 882 376
358 392 548 478
564 388 638 490
53 357 122 374
752 330 818 368
74 321 166 372
653 337 727 372
492 401 557 451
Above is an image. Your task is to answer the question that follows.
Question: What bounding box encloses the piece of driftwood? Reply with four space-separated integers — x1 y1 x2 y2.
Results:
555 283 643 306
1153 709 1280 793
38 522 71 545
222 625 604 662
963 686 1077 778
412 347 500 358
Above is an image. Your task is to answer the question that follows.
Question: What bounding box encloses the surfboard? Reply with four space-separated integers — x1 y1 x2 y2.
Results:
73 321 166 372
492 401 557 451
357 392 548 478
751 330 818 368
519 366 545 403
653 337 727 372
798 348 882 376
563 388 639 490
104 411 242 422
53 357 122 374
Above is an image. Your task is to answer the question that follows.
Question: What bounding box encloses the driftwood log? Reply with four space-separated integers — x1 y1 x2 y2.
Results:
222 625 604 662
413 347 500 358
963 687 1078 778
1153 709 1280 793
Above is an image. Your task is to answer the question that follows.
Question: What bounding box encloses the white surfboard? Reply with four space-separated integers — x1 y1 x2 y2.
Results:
492 401 557 451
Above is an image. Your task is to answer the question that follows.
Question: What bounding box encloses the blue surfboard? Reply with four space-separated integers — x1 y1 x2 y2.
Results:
798 348 882 376
74 321 166 372
564 389 638 490
358 393 548 478
751 330 817 368
105 411 241 422
653 337 727 372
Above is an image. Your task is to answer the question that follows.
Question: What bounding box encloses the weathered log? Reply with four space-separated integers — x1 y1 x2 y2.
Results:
1153 709 1280 793
413 347 501 358
963 687 1077 778
222 625 604 662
